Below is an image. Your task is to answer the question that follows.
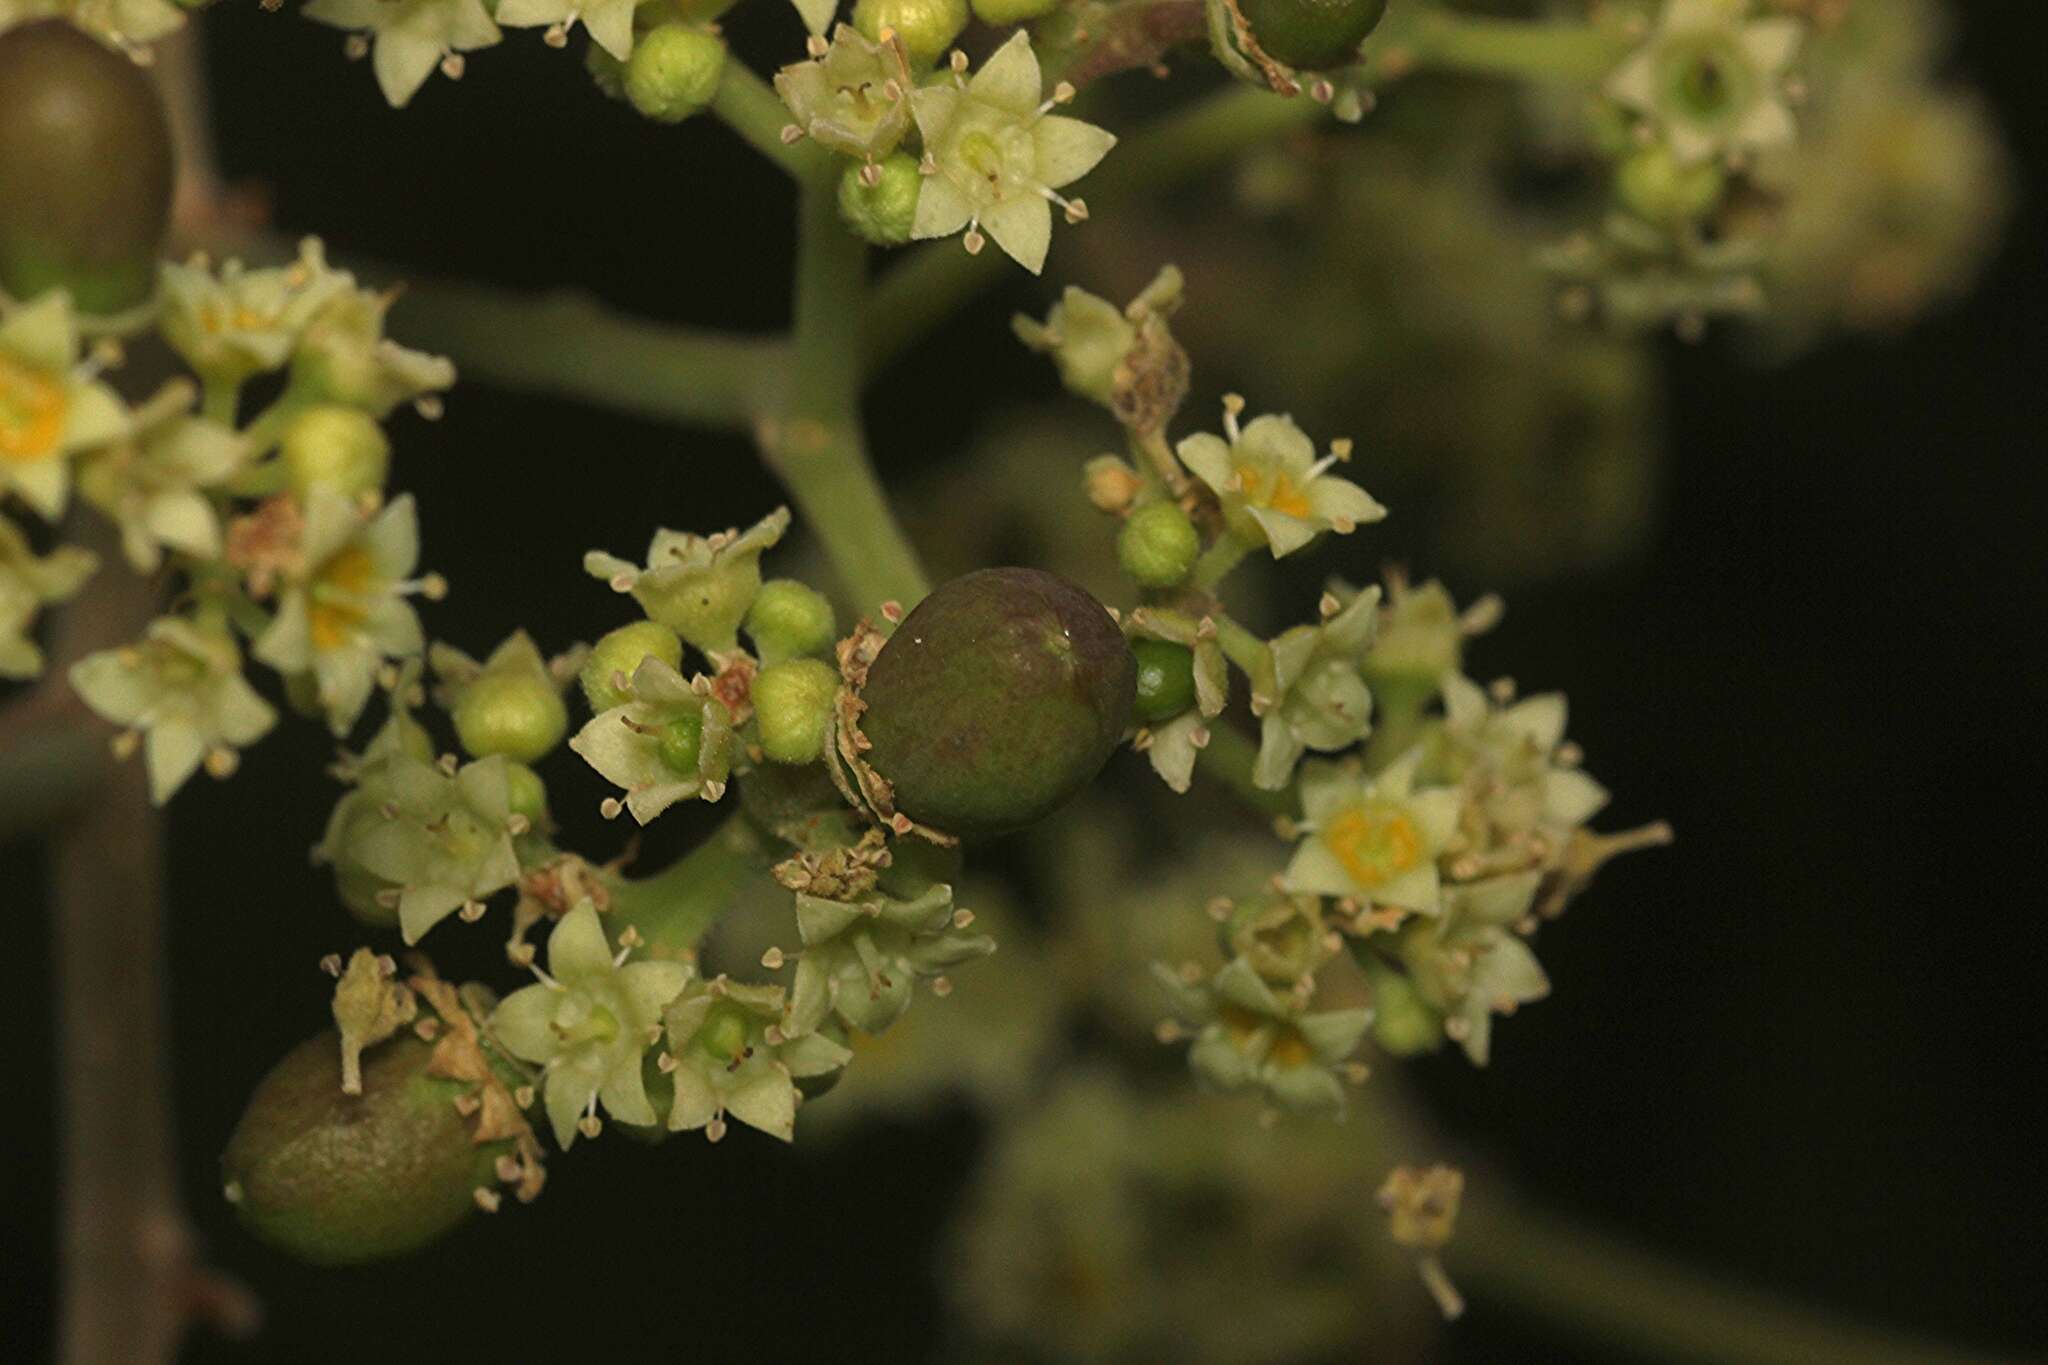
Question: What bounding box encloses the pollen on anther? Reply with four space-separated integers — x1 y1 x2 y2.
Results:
578 1114 603 1139
963 228 987 256
319 953 344 976
474 1187 502 1213
600 797 625 820
952 908 975 928
514 1084 537 1107
761 947 786 970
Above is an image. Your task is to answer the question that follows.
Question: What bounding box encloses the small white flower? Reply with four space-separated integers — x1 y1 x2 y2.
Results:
1284 751 1461 914
0 513 95 680
568 655 735 824
157 240 355 386
1606 0 1804 166
910 33 1116 275
490 900 689 1148
75 382 249 573
494 0 636 61
302 0 502 108
1176 401 1384 558
0 290 129 520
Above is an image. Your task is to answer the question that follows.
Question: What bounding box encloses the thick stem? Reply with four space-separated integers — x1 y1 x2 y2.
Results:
710 61 830 180
392 283 787 432
1193 723 1295 819
1456 1190 2022 1365
1191 533 1252 592
1401 13 1627 84
759 174 930 610
610 811 779 955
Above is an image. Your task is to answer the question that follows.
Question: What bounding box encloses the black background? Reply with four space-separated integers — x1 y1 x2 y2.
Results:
3 1 2045 1360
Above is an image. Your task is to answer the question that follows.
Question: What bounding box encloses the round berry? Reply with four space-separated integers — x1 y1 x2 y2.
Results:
1117 501 1201 589
852 0 968 67
1131 638 1197 723
453 672 567 763
858 568 1135 838
580 620 684 713
752 657 840 764
1235 0 1386 72
0 21 174 315
837 153 923 248
221 1030 514 1265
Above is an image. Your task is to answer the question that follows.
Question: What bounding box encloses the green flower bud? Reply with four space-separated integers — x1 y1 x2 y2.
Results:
745 577 838 664
853 0 968 66
454 669 568 763
502 760 549 826
221 1030 513 1265
1362 955 1445 1057
858 568 1134 838
1231 0 1386 72
753 657 839 764
0 22 174 315
580 620 684 713
280 404 391 499
1117 501 1200 589
1616 143 1726 225
656 709 704 775
625 24 726 124
971 0 1057 23
837 153 922 248
1131 638 1197 724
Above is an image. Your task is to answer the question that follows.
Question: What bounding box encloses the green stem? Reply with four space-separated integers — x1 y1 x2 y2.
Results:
199 377 238 426
710 61 829 180
759 174 930 610
1193 724 1294 819
610 811 779 956
1192 533 1252 592
1211 612 1268 678
1402 13 1628 85
392 282 788 432
1456 1191 2024 1365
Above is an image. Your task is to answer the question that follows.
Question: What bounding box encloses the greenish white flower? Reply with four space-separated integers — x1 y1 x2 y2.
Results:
568 655 735 823
157 240 355 386
75 383 249 573
0 514 94 679
1123 607 1227 794
1606 0 1804 167
1248 585 1380 791
910 32 1116 275
490 899 688 1148
293 287 457 418
0 0 184 48
253 489 432 736
348 751 527 943
1176 401 1384 558
584 506 789 654
662 976 851 1142
1153 955 1371 1117
68 614 277 804
1013 284 1137 407
787 882 994 1036
313 666 437 926
774 25 915 161
304 0 502 108
1 290 129 519
1386 871 1549 1065
1284 751 1460 914
1359 575 1497 723
495 0 636 60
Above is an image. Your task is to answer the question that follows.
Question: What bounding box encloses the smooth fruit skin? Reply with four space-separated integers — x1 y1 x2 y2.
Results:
1236 0 1386 71
859 567 1135 838
0 21 174 314
222 1031 509 1265
1131 638 1197 723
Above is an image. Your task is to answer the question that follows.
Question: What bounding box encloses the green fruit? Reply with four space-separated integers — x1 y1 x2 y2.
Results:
453 672 568 762
837 154 923 248
657 710 705 774
1131 639 1197 723
0 21 174 314
624 23 725 124
753 657 839 764
222 1031 511 1265
1236 0 1386 71
858 567 1134 838
852 0 968 66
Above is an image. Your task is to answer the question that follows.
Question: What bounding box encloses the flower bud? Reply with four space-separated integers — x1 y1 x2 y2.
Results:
1082 455 1143 513
852 0 968 66
580 620 684 713
0 21 174 315
1014 287 1136 409
1117 501 1200 589
502 760 549 826
857 568 1134 837
745 577 838 664
1616 143 1726 225
280 404 391 499
1131 638 1197 724
753 657 840 764
837 153 922 247
625 24 726 124
221 1029 514 1265
1362 955 1444 1057
454 669 568 763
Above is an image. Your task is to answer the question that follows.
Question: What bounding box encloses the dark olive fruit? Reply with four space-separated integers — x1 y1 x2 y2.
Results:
222 1031 511 1265
0 21 174 314
1131 639 1198 724
859 567 1135 838
1236 0 1386 72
